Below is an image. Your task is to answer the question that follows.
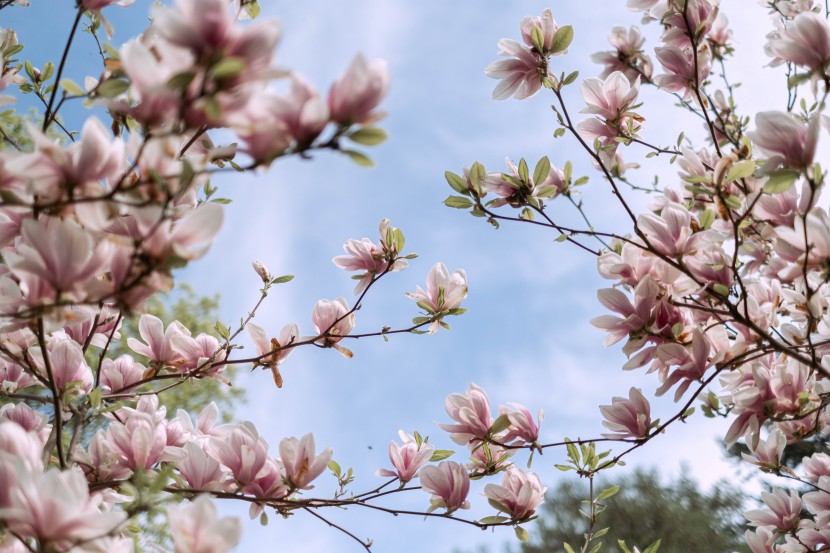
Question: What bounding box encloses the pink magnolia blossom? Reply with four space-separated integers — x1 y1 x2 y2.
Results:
167 495 241 553
107 411 171 472
599 387 651 439
745 488 802 532
802 452 830 484
661 0 718 49
485 39 548 100
376 431 434 484
333 219 408 294
311 297 354 347
519 9 559 54
766 12 830 71
749 111 820 171
419 461 470 514
208 423 269 486
0 466 125 544
467 442 514 475
742 426 786 469
406 263 468 333
31 339 94 394
482 158 566 207
127 314 189 367
591 25 653 81
176 442 226 492
437 383 493 445
328 54 388 125
501 403 543 445
279 433 332 490
654 44 711 100
100 354 146 394
484 468 546 520
171 333 226 376
247 321 299 388
578 71 642 143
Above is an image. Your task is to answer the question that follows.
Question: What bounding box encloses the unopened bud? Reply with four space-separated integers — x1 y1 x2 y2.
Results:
252 260 270 282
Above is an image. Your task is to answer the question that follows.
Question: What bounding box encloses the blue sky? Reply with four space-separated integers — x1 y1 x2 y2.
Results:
6 1 788 552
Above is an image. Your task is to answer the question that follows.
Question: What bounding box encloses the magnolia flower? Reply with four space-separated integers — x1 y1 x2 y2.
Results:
279 433 332 490
745 488 802 532
748 111 819 171
577 71 642 142
766 12 830 71
485 39 548 100
519 9 559 54
0 466 126 544
333 219 408 294
208 423 268 486
247 322 299 388
406 263 467 333
483 468 546 520
654 44 711 100
591 25 652 80
328 54 388 125
599 387 651 439
437 384 493 445
376 431 434 484
501 403 543 445
168 495 241 553
419 461 470 514
127 314 189 366
742 426 786 469
311 297 355 347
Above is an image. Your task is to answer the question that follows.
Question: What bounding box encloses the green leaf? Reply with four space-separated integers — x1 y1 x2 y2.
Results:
554 464 573 471
564 543 577 553
343 149 374 167
518 158 529 182
554 127 566 138
530 26 544 53
347 126 388 146
429 449 455 462
103 42 121 60
328 459 341 477
23 60 34 81
96 78 130 98
214 321 230 340
479 515 509 525
725 159 755 182
682 407 695 419
272 274 294 284
445 171 470 195
515 526 530 542
469 162 486 195
698 208 715 230
563 70 579 86
713 283 730 297
555 234 568 242
259 511 268 526
41 61 55 82
763 169 800 194
550 25 574 54
444 195 473 209
723 195 742 210
596 485 619 500
88 387 102 410
211 57 246 79
490 413 511 434
167 71 196 91
59 78 85 96
244 0 261 18
618 541 633 553
643 539 662 553
593 527 610 538
533 156 551 185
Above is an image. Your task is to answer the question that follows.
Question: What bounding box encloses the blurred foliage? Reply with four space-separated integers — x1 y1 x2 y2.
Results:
518 467 749 553
457 467 748 553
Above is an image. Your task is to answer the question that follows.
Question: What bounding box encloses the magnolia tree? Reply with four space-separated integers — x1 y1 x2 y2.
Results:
1 0 830 552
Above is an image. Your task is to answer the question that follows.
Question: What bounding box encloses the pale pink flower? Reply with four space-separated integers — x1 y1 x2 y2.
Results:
406 263 468 333
0 421 43 471
742 426 786 469
484 468 546 520
481 158 566 207
599 387 651 439
100 354 146 394
328 54 388 125
485 39 547 100
0 404 49 443
279 433 332 490
127 314 189 366
419 461 470 514
4 217 110 301
502 403 543 445
171 333 226 377
107 411 169 472
30 339 93 394
333 219 408 294
767 12 830 71
208 423 269 486
376 431 434 484
745 488 802 531
654 44 711 100
578 71 642 142
654 328 714 400
246 322 299 388
744 527 775 553
591 25 653 81
437 383 493 445
312 298 354 348
802 452 830 483
0 361 33 394
661 0 717 49
776 207 830 277
176 443 226 492
0 466 125 544
519 9 559 54
167 495 241 553
749 111 819 171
